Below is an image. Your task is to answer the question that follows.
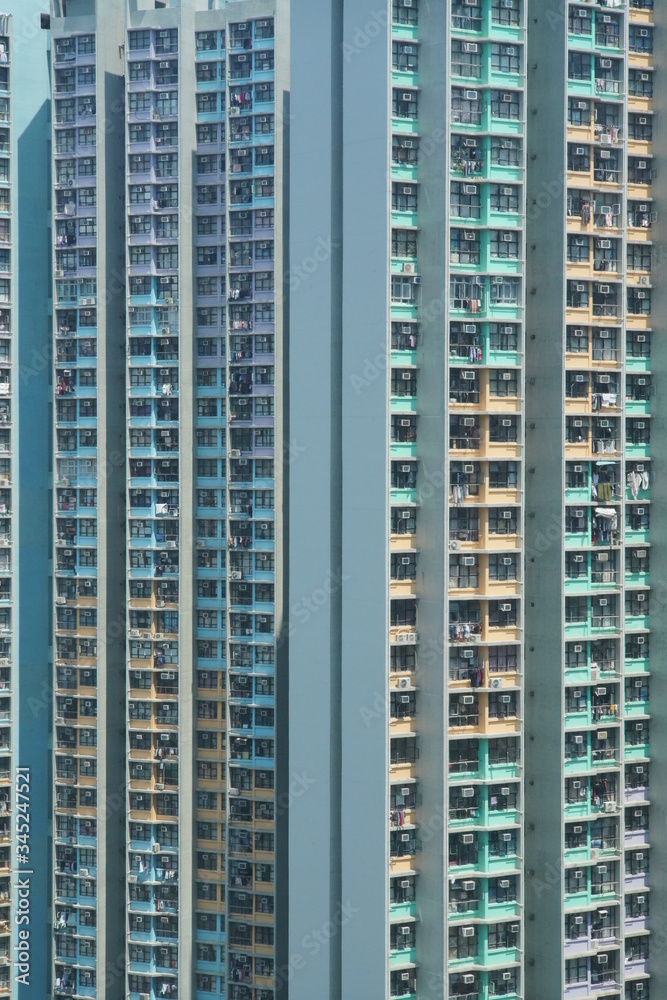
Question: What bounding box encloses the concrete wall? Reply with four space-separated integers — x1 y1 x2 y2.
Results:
288 1 390 996
524 8 568 998
11 2 52 992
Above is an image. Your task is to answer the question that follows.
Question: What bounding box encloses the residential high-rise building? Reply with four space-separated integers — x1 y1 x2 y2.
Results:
525 2 660 999
3 0 667 999
10 2 52 995
49 0 286 997
289 1 526 997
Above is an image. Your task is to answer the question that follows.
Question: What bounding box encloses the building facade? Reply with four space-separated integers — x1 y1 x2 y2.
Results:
525 2 661 1000
50 0 286 998
289 0 526 997
3 0 667 999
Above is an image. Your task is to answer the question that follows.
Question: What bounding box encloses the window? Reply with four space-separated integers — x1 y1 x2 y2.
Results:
197 308 218 327
255 303 275 324
568 235 589 263
448 926 478 960
392 183 418 213
449 555 478 589
568 97 591 127
391 369 416 397
491 90 520 120
392 0 418 24
628 157 652 186
451 181 481 220
72 131 97 164
566 958 588 984
629 113 653 142
627 244 651 273
568 7 592 35
492 43 521 74
489 277 520 305
451 87 481 125
129 60 150 83
488 646 518 674
129 184 151 205
197 123 218 145
392 39 419 73
488 462 518 490
488 874 517 902
392 88 418 119
630 25 653 53
567 280 588 309
392 0 418 25
389 226 418 263
488 735 519 766
393 135 418 165
451 229 480 266
490 184 520 214
489 554 517 581
451 39 482 79
488 601 517 627
130 246 150 266
255 241 274 261
626 506 649 533
155 27 178 55
492 0 520 26
488 507 517 535
488 829 516 855
489 369 518 397
628 288 651 316
629 69 652 98
626 850 649 875
626 546 649 575
128 29 150 50
81 191 99 214
390 600 416 627
626 420 650 446
129 92 151 114
491 137 521 167
488 922 519 950
626 893 649 919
